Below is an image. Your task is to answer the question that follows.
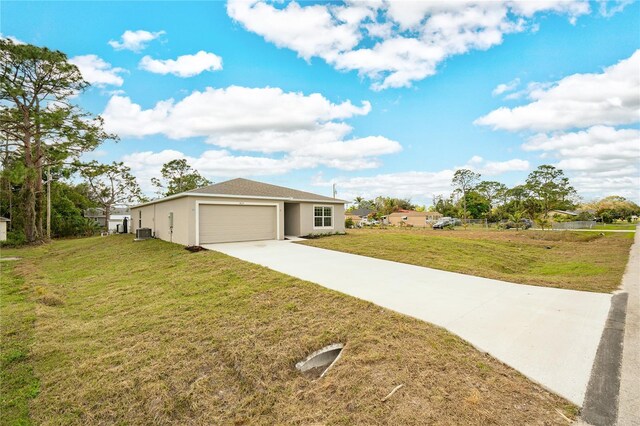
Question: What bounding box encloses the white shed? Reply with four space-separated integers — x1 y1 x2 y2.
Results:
0 217 10 241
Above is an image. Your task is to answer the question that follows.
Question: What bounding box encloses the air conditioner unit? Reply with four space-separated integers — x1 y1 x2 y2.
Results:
135 228 152 240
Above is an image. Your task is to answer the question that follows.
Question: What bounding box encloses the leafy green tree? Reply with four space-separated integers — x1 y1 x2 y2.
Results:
151 159 211 197
433 194 459 217
475 181 508 209
50 181 99 237
585 196 640 223
462 191 491 219
373 196 415 216
79 161 144 228
452 169 480 220
525 165 576 218
1 39 113 242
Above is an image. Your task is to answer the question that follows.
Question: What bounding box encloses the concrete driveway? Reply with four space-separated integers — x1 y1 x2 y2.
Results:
204 239 612 406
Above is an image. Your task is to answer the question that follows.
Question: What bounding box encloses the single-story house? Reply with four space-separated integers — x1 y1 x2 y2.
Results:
84 207 132 232
388 210 442 227
0 217 10 241
131 178 346 245
345 208 375 222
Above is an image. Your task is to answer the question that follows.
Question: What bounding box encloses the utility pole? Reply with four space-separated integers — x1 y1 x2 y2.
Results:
46 166 51 240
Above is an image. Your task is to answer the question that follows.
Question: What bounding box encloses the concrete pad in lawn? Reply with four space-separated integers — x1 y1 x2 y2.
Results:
204 240 612 406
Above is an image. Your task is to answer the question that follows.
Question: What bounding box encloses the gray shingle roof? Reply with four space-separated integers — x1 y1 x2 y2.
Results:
186 178 345 203
348 208 375 217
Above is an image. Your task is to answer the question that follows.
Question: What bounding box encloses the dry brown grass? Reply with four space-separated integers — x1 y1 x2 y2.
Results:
2 236 577 425
299 227 633 293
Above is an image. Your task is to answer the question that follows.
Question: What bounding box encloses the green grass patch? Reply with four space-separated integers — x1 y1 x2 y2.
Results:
0 262 39 426
592 223 637 230
530 262 606 276
0 236 576 425
299 228 633 293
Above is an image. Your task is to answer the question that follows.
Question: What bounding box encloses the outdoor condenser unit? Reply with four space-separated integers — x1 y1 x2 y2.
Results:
135 228 152 240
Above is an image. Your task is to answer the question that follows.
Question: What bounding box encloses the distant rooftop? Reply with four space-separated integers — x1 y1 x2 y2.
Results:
84 207 131 217
348 208 375 216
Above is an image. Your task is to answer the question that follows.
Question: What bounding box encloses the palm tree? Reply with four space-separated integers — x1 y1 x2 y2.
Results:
536 214 552 231
509 211 525 230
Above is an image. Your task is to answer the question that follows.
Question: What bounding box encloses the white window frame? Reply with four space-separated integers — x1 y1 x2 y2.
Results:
313 205 334 230
195 200 280 246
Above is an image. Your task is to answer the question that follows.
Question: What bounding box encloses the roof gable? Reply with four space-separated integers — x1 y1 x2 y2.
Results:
185 178 345 203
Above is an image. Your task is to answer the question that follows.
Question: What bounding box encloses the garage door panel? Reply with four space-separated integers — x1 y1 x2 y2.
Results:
199 204 276 244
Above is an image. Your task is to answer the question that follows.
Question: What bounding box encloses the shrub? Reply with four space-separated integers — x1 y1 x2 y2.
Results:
0 230 27 247
345 217 354 228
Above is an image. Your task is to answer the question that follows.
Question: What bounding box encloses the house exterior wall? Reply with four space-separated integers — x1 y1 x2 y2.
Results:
298 202 345 236
0 222 7 241
284 203 300 236
131 197 191 245
389 215 427 227
132 196 342 245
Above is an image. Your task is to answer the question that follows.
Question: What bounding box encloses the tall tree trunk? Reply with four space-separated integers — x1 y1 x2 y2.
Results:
35 156 44 239
34 101 45 240
22 169 37 242
22 108 38 243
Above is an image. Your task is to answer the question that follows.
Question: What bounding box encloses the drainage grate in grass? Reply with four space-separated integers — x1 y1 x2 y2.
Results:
296 343 344 379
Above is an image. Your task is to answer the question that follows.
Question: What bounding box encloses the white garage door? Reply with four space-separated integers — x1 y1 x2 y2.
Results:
199 204 277 244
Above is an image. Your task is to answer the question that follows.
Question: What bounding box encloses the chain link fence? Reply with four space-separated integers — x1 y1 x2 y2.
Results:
551 221 597 230
461 218 489 228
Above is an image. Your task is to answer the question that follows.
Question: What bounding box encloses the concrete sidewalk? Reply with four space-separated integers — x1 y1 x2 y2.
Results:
205 240 612 406
618 230 640 426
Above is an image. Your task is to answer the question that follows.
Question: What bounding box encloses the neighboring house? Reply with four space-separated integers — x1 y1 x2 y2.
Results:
345 208 375 222
548 210 578 218
388 210 442 227
84 207 132 232
131 178 346 245
0 217 9 241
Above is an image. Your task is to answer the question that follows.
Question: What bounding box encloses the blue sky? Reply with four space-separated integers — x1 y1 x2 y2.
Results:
3 1 639 204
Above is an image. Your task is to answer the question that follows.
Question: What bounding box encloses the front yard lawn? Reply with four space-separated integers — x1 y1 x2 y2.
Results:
0 235 576 425
299 228 633 293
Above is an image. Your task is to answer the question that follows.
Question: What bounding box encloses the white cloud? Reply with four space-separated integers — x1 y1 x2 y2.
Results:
312 156 530 204
464 155 529 175
122 141 400 194
477 51 640 199
123 149 293 192
228 0 590 90
523 126 640 199
108 30 165 52
139 51 223 77
101 86 371 139
104 85 400 176
69 55 126 87
476 50 640 131
598 0 633 17
0 34 26 45
492 78 520 96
